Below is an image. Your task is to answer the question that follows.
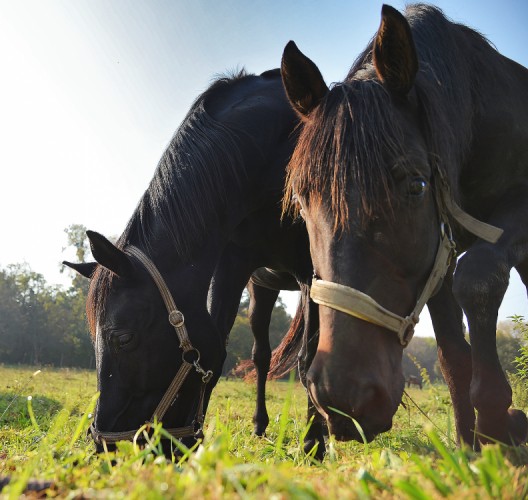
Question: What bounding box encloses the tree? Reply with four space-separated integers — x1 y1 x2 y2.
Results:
402 336 439 383
496 320 523 374
0 226 94 368
64 224 90 263
0 268 26 362
0 264 50 365
58 225 93 366
61 224 91 294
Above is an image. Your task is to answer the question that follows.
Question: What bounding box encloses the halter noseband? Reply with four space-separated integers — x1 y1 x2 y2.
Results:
89 245 213 445
310 173 504 347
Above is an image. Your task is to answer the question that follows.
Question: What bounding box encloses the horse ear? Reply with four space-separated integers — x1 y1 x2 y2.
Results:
373 4 418 96
62 261 97 279
86 230 132 277
281 41 328 118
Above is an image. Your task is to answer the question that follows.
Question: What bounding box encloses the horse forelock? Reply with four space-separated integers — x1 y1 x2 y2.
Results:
86 265 113 340
284 79 406 232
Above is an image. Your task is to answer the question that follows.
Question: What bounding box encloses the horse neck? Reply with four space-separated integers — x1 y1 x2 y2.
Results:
125 222 227 303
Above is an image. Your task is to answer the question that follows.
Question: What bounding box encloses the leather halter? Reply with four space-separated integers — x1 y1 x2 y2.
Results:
310 173 504 347
89 245 213 445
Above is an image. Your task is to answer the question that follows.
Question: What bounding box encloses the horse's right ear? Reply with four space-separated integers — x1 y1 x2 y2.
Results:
373 4 418 96
86 230 133 278
281 41 328 119
62 261 97 279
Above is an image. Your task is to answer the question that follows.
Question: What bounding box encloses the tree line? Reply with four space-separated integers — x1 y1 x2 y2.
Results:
0 225 94 368
0 225 525 381
0 225 292 373
403 320 526 383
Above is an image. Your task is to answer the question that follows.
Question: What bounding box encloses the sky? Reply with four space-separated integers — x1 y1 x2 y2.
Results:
0 0 526 337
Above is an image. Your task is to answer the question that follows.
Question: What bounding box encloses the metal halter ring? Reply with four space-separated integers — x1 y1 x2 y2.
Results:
182 347 200 365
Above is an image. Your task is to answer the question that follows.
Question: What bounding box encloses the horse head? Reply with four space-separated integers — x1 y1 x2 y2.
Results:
65 230 225 454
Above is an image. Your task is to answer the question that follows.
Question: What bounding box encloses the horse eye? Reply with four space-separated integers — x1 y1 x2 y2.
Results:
408 178 427 196
111 331 134 348
292 194 306 219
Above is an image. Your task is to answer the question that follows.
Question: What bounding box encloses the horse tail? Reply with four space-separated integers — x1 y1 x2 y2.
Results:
268 287 307 379
230 359 252 381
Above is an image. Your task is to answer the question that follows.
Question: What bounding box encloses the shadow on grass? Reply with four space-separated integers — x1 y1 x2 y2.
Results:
0 392 62 430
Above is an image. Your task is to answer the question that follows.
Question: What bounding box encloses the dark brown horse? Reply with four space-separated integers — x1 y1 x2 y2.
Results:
406 375 422 390
281 4 528 447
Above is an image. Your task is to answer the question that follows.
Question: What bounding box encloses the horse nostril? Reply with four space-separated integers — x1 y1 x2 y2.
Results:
306 376 317 403
306 370 331 419
355 383 397 427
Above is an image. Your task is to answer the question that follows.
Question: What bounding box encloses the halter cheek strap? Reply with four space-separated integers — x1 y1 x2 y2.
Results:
310 179 503 347
89 245 213 445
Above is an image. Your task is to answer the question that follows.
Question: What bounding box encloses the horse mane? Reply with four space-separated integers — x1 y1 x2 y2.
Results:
121 68 255 257
284 3 499 231
87 69 265 336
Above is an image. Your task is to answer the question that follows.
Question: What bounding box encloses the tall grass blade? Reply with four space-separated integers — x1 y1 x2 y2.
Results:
427 428 472 485
411 454 452 496
274 371 295 456
395 479 430 500
69 392 99 448
26 396 40 433
328 406 369 453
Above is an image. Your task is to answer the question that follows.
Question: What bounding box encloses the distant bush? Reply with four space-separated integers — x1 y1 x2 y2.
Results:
510 316 528 409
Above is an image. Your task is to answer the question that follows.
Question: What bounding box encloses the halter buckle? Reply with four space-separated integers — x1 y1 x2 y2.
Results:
169 310 185 327
398 314 418 347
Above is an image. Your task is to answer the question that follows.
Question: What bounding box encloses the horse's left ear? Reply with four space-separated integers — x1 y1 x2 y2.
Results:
86 230 133 278
373 4 418 96
281 41 329 119
62 261 97 279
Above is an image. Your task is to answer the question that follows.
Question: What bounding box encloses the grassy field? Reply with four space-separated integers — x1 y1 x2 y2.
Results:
1 365 527 498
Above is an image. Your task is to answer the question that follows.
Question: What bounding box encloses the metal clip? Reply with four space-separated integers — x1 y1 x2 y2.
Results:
193 361 213 383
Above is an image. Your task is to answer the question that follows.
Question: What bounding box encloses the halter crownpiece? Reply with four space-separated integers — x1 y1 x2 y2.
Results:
89 245 213 445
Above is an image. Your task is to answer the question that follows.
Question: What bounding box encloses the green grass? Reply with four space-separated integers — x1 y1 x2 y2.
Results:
1 365 527 498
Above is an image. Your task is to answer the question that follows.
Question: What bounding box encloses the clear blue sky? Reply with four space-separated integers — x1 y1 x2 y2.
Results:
1 1 526 335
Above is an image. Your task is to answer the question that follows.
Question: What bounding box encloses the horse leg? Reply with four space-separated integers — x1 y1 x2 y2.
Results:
208 243 257 345
427 270 476 447
453 188 528 446
296 284 326 460
247 280 279 436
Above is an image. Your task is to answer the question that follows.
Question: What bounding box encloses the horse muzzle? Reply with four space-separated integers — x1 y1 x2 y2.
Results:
307 356 400 443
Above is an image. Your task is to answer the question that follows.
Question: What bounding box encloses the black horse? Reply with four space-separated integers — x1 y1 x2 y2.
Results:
244 268 326 453
65 69 326 457
281 4 528 447
245 268 299 436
